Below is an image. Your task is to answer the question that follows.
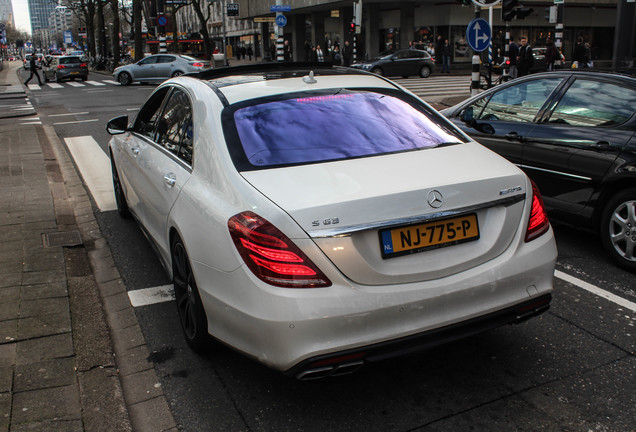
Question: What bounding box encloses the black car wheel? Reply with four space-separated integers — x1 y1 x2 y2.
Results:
371 67 383 76
419 66 432 78
55 74 62 83
172 71 184 77
600 188 636 272
111 158 131 218
172 237 210 352
118 72 132 86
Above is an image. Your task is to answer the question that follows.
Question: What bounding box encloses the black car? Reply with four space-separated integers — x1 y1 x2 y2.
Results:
441 71 636 271
350 49 435 78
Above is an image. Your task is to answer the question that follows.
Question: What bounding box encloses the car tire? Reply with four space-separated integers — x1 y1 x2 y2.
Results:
55 74 61 83
419 66 432 78
171 236 210 353
600 188 636 272
172 71 184 77
371 67 383 76
118 72 132 86
111 158 131 218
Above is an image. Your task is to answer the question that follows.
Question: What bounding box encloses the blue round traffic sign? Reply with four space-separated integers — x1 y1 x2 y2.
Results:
275 14 287 27
157 14 168 27
466 18 491 52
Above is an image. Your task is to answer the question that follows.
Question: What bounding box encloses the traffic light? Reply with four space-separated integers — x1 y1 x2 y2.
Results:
502 0 518 21
502 0 533 21
515 7 534 19
349 22 355 32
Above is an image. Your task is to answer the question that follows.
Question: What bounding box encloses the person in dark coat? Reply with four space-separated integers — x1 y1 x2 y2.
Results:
342 41 353 66
24 55 43 85
508 38 519 78
516 36 534 77
441 39 451 73
573 36 586 68
545 38 558 71
435 35 444 67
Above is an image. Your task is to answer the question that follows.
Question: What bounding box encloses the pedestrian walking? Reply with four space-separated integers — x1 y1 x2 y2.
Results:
23 55 43 86
247 46 253 61
332 46 342 65
508 38 519 78
545 38 558 71
283 40 292 62
435 34 444 70
442 39 451 73
516 36 534 77
342 41 353 66
572 36 586 68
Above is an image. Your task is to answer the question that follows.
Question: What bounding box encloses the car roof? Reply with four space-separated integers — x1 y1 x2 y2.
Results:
184 62 403 105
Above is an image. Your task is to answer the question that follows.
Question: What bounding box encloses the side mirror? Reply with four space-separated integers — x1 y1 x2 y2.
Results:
106 115 129 135
460 106 474 124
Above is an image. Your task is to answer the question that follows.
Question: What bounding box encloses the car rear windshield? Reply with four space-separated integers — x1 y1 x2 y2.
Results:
227 90 465 170
60 57 82 64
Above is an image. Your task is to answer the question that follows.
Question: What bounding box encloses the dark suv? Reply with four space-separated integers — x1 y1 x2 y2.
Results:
350 49 435 78
43 55 88 83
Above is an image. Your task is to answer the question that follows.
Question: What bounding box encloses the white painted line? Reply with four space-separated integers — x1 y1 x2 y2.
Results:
27 84 42 90
66 82 85 87
103 80 119 85
128 285 174 307
86 80 106 86
54 118 99 125
49 112 90 117
64 136 117 211
47 83 63 88
555 270 636 312
14 107 35 111
20 121 42 125
126 108 139 111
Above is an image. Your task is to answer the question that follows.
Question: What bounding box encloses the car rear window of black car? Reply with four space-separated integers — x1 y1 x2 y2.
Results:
59 57 81 65
225 89 465 170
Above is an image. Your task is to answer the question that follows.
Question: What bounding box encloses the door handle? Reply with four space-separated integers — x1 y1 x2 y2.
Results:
591 141 612 151
505 132 525 142
164 173 176 187
131 148 140 156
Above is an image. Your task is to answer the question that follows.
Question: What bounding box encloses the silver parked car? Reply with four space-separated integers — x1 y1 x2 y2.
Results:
113 54 210 85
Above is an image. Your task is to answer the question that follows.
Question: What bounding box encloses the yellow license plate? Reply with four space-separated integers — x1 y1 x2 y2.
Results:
380 213 480 259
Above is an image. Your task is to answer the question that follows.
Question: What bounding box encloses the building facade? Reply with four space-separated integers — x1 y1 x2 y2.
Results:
0 0 15 29
28 0 57 49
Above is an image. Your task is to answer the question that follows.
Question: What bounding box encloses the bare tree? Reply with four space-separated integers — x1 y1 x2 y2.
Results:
189 0 215 60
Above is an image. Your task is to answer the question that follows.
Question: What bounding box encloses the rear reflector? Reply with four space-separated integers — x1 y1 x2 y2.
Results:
228 211 331 288
525 180 550 242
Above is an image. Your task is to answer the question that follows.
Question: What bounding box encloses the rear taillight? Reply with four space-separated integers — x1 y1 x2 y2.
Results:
80 62 87 67
192 62 204 67
525 180 550 242
228 211 332 288
506 59 510 65
57 64 66 69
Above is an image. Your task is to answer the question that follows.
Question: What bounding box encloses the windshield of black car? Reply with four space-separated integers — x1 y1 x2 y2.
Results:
226 89 465 170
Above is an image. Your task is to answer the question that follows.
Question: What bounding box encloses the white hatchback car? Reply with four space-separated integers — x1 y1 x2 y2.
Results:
107 64 557 379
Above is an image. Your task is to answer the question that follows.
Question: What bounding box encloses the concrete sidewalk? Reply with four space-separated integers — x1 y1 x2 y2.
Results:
0 61 176 431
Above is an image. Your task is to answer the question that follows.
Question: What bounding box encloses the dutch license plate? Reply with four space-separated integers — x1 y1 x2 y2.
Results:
380 213 480 259
70 71 79 75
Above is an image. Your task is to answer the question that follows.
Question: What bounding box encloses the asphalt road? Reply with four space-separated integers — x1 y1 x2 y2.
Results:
3 69 635 431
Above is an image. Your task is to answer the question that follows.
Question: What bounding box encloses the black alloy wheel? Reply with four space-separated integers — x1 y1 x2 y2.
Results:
600 188 636 273
172 237 209 352
118 71 132 86
110 158 131 218
419 66 431 78
172 71 184 77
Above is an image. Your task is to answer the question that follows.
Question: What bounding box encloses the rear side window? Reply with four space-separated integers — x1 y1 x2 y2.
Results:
229 91 464 169
59 57 81 65
547 79 636 127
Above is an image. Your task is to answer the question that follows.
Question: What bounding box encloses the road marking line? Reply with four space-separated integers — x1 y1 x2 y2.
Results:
555 270 636 312
46 83 63 88
103 80 119 85
64 136 117 211
27 84 42 89
49 112 90 117
86 80 106 86
128 285 174 307
66 82 85 87
54 119 99 125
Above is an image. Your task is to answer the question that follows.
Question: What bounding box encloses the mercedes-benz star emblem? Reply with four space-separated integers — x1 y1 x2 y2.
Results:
427 190 444 208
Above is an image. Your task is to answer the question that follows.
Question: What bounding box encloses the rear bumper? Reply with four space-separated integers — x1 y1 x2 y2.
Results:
286 293 551 380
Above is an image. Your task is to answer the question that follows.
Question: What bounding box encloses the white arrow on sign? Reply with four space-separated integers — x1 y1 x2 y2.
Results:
472 21 489 46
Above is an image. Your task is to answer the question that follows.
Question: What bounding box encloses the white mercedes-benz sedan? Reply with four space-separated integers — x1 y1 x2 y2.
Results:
107 63 557 379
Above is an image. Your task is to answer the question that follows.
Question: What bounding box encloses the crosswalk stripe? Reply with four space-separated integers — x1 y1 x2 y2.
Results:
27 84 42 90
46 83 64 88
64 136 117 211
66 82 85 87
86 80 106 86
103 80 119 85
